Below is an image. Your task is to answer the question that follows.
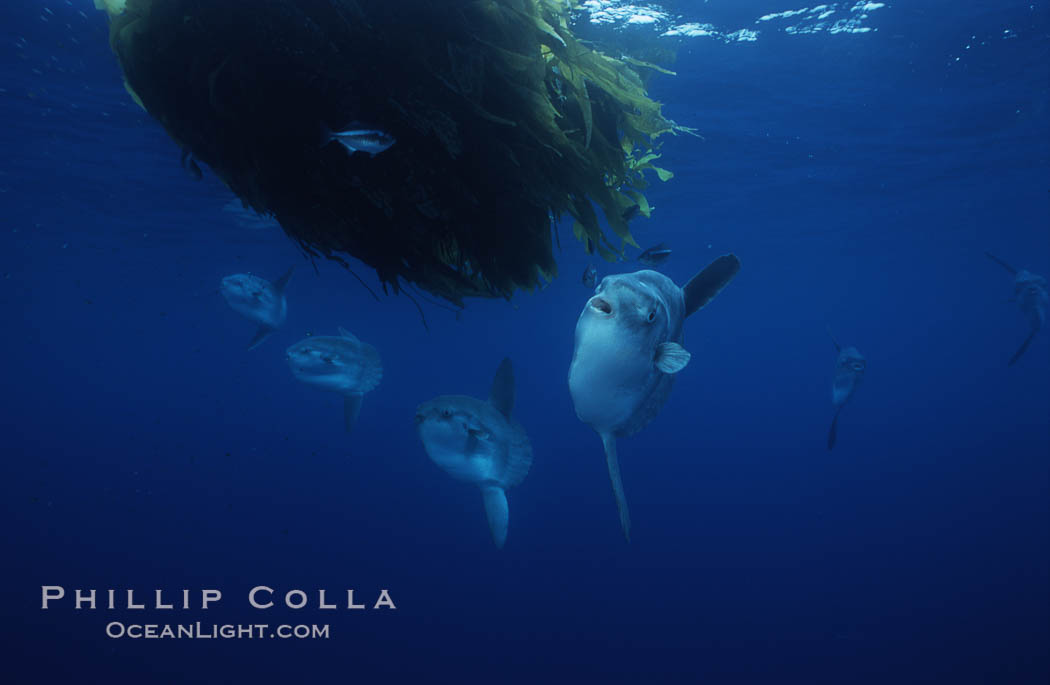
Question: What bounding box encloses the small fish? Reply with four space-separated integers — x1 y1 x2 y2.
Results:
582 264 597 289
415 358 533 548
326 127 396 156
986 252 1048 366
286 328 383 433
826 328 865 451
220 267 293 350
568 256 741 540
637 243 671 268
621 204 641 222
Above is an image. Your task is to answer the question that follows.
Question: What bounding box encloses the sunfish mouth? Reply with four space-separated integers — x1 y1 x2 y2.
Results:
589 296 613 317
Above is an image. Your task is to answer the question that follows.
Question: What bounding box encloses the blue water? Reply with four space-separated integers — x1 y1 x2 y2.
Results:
3 2 1048 683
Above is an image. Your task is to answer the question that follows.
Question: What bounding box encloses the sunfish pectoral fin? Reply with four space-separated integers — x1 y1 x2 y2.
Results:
247 325 273 350
655 342 690 374
985 252 1018 276
272 266 294 295
601 433 631 542
683 254 741 317
343 393 364 433
480 484 509 548
827 406 842 451
1008 328 1038 366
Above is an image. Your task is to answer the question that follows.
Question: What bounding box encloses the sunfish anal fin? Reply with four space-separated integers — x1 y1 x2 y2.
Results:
247 325 273 350
488 357 515 419
601 433 631 542
1008 328 1038 366
683 254 741 317
827 407 842 451
480 484 509 548
655 342 690 373
343 393 364 433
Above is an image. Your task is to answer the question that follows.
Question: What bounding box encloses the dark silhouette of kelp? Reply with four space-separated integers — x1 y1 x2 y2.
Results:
98 0 688 305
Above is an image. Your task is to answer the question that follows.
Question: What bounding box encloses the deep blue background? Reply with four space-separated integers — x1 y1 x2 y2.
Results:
2 1 1048 683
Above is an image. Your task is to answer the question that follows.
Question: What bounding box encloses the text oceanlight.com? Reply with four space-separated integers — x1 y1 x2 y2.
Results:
105 622 330 639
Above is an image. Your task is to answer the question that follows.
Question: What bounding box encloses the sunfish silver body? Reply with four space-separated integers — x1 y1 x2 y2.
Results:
986 253 1047 366
568 256 741 541
220 267 293 350
286 328 383 433
415 358 533 549
826 330 865 451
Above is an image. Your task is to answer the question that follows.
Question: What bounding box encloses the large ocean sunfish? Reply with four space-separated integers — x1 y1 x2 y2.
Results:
415 358 533 548
568 255 741 541
826 329 866 451
220 267 293 350
986 252 1048 366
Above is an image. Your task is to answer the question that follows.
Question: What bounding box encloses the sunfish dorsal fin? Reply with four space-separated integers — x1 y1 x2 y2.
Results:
338 327 360 344
985 252 1017 276
683 254 741 317
272 266 294 294
826 326 841 353
488 357 514 419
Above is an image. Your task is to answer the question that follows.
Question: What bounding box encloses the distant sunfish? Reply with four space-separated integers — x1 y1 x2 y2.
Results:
286 328 383 433
568 255 741 540
415 358 533 548
220 267 293 350
637 242 672 268
826 329 865 451
326 127 396 156
986 252 1048 366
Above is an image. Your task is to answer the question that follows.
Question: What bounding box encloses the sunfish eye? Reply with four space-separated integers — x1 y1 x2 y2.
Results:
647 310 656 322
441 409 452 419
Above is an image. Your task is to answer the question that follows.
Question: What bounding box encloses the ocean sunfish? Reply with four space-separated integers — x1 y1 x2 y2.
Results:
286 328 383 433
220 267 293 350
415 358 533 548
826 329 865 451
986 252 1048 366
568 255 741 541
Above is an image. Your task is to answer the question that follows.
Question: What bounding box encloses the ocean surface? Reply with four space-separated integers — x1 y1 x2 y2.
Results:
3 1 1048 683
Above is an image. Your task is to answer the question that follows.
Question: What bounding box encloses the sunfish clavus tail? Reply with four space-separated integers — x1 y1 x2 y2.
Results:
569 254 741 541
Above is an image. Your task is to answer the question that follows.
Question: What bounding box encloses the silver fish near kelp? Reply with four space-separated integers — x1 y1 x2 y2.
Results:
582 264 597 289
220 267 293 350
325 126 396 157
568 255 741 540
986 252 1048 366
415 358 533 549
826 328 865 451
637 242 671 267
286 328 383 433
